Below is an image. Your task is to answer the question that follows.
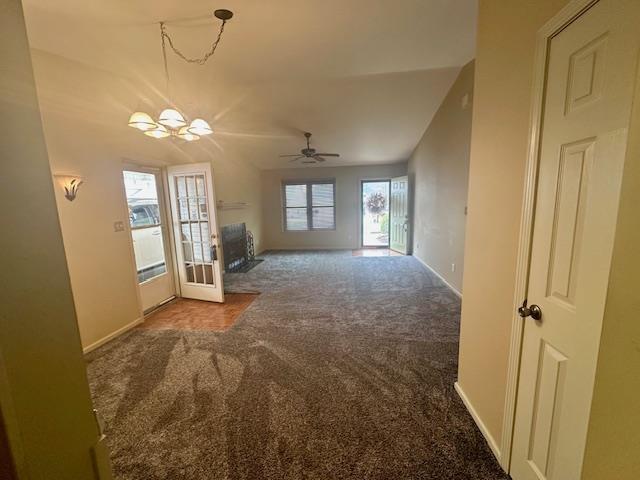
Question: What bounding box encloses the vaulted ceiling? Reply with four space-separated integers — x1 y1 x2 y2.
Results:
22 0 477 169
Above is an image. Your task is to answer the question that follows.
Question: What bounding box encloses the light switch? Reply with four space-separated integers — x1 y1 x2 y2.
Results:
462 93 470 110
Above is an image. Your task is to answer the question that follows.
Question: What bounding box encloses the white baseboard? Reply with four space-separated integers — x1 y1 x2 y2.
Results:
454 381 502 463
82 317 144 354
412 254 462 297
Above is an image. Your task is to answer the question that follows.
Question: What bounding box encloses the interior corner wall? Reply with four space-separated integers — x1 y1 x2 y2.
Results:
261 164 407 250
408 60 474 294
457 0 570 451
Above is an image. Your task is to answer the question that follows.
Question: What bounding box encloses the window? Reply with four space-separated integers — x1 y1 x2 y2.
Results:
283 180 335 231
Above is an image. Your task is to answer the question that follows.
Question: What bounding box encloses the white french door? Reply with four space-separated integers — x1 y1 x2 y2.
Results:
123 168 176 312
511 1 639 478
167 163 224 303
389 175 409 254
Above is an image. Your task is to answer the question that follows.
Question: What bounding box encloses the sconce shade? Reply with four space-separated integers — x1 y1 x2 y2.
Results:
177 126 200 142
54 175 84 201
158 108 186 128
128 111 157 131
187 118 213 136
144 124 171 138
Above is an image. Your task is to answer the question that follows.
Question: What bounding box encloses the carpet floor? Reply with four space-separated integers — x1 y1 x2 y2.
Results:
86 250 508 480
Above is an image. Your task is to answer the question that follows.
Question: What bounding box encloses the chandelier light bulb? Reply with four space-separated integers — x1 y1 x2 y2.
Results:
144 123 171 139
128 111 157 131
177 126 200 142
187 118 213 136
158 108 186 129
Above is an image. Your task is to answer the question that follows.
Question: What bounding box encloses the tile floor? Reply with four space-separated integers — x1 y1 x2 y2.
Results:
138 294 259 332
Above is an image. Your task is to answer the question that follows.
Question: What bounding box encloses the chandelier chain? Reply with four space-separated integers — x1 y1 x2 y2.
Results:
159 19 228 67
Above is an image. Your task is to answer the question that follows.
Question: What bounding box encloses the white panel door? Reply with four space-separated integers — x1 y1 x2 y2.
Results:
167 163 224 303
390 176 409 254
511 1 639 479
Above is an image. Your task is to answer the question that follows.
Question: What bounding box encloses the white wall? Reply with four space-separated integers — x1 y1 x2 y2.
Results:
262 164 407 250
30 49 263 351
408 61 474 293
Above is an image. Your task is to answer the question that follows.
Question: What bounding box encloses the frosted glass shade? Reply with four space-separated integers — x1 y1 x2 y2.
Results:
177 126 200 142
187 118 213 136
128 111 157 131
158 108 186 128
144 124 170 139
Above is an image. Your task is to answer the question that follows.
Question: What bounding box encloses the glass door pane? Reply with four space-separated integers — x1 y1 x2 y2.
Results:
362 180 390 247
174 174 214 285
123 171 168 282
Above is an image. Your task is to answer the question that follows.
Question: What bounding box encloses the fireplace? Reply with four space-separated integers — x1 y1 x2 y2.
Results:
221 223 258 273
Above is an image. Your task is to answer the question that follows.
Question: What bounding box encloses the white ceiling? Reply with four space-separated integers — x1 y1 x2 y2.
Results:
23 0 477 169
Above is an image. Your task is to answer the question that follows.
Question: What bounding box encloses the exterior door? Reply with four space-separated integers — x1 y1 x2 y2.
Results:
361 180 390 247
167 163 224 302
511 1 639 479
390 176 409 254
123 168 176 312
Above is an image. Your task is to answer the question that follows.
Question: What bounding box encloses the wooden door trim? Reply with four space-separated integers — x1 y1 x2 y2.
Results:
501 0 599 472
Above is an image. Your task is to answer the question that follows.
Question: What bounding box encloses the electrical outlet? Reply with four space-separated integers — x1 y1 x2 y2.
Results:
113 221 125 232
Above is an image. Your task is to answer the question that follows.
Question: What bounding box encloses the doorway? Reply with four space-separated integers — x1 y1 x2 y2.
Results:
123 168 175 313
167 162 225 303
361 180 390 248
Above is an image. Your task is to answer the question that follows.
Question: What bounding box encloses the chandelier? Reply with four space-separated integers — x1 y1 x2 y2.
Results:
128 9 234 141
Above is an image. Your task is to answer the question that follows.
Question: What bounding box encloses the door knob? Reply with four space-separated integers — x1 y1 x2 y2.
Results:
518 299 542 321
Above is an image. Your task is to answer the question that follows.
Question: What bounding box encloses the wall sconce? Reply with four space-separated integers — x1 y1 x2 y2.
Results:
54 175 84 201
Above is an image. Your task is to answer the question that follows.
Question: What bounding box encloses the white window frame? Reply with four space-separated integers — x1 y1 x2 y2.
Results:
282 179 336 231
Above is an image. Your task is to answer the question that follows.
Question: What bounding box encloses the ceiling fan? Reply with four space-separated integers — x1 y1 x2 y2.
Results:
279 132 340 164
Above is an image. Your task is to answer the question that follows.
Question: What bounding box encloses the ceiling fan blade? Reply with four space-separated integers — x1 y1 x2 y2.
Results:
288 156 305 162
314 153 340 157
302 160 317 164
313 156 327 162
280 154 304 157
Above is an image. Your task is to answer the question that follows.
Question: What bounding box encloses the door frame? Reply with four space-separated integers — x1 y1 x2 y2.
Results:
359 179 391 249
500 0 600 471
389 175 409 255
121 163 176 315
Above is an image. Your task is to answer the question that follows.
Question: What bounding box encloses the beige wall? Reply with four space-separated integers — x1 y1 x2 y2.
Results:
30 50 263 351
408 61 474 293
457 0 569 449
0 0 105 477
582 61 640 480
262 164 407 250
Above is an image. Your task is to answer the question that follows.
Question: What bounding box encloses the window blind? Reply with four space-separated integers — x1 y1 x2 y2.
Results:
283 180 335 231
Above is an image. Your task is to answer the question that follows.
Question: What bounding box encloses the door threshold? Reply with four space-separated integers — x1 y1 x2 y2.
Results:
143 296 176 316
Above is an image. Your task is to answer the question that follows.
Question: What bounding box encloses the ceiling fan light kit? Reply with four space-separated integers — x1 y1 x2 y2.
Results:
128 9 233 142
